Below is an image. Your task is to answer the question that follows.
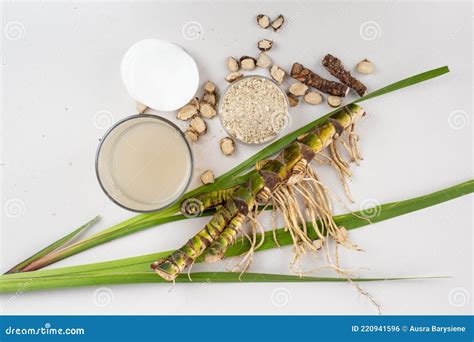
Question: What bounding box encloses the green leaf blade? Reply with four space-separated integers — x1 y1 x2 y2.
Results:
0 271 443 293
4 215 100 274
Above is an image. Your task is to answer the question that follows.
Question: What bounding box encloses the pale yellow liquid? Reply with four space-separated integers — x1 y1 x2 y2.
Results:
97 116 192 211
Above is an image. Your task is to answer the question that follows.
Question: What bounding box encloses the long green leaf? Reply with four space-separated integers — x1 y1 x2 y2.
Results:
0 271 442 293
6 66 450 274
4 215 100 274
17 213 211 272
1 180 469 293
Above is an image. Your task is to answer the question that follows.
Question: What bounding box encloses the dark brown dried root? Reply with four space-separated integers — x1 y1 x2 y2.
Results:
322 54 367 97
291 62 349 97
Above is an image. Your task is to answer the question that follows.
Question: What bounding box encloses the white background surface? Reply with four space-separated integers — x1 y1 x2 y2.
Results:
1 1 472 315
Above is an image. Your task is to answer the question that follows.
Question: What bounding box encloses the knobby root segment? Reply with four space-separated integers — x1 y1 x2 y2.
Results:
181 187 239 217
322 54 367 97
152 188 255 281
153 104 366 282
203 213 246 263
291 62 349 97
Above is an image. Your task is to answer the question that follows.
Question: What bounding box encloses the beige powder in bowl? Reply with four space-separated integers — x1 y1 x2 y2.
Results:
219 76 289 144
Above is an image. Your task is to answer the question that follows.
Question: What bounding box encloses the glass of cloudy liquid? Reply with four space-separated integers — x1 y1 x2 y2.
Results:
95 114 193 212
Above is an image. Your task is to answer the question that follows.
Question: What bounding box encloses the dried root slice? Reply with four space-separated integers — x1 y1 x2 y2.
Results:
303 91 323 105
271 14 285 31
291 62 349 97
219 137 235 156
203 81 217 94
225 72 243 83
322 54 367 96
356 59 374 74
256 14 271 29
240 56 256 71
202 92 217 106
185 128 199 143
257 39 273 51
136 102 148 114
227 57 240 72
200 170 215 184
287 93 299 107
190 116 207 135
289 82 308 96
188 97 200 110
256 52 272 68
177 104 198 120
327 95 342 108
270 65 285 84
200 102 217 119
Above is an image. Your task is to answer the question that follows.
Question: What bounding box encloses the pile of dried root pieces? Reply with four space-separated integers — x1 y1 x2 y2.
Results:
151 13 380 311
224 14 374 109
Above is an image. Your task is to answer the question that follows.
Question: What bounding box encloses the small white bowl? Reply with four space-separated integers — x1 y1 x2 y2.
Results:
121 39 199 111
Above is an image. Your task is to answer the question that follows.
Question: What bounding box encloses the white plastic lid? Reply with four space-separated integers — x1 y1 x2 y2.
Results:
121 39 199 111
